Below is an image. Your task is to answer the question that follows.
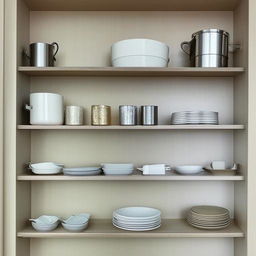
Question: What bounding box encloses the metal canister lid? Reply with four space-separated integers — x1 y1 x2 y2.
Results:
192 29 229 38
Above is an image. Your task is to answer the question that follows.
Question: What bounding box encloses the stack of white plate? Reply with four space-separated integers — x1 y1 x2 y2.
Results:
63 167 101 176
171 111 219 125
112 207 161 231
102 163 134 175
29 162 64 175
187 205 231 230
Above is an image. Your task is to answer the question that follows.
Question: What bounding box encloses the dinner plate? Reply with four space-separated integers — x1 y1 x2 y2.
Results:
113 222 161 231
188 222 231 230
112 216 160 224
191 206 229 216
63 170 102 176
63 167 101 172
114 207 161 220
113 220 161 228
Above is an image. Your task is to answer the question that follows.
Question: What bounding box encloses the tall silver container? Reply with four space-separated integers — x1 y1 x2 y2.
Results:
119 105 137 126
25 42 59 67
181 29 229 67
141 105 158 125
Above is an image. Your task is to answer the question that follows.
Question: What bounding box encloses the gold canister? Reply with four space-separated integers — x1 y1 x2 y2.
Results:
91 105 111 126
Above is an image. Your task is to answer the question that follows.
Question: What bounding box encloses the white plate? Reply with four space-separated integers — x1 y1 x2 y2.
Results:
113 216 161 224
103 169 133 175
63 167 101 172
63 170 102 176
113 219 161 228
175 165 203 175
114 207 161 220
113 222 161 231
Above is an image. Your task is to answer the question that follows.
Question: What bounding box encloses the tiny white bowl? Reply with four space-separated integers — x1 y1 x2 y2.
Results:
175 165 203 175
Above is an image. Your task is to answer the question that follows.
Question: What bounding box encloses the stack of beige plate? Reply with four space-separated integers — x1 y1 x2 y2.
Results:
187 205 231 230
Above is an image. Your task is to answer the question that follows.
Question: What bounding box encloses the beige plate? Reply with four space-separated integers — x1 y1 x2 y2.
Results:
188 221 231 230
190 206 229 216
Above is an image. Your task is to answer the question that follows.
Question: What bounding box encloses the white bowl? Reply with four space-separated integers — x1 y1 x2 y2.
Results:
62 213 90 225
175 165 203 175
101 163 134 169
103 168 133 175
30 215 59 232
30 162 63 175
62 222 88 232
111 39 169 67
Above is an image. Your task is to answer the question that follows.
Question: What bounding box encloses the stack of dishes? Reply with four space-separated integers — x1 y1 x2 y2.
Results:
112 207 161 231
29 215 59 232
187 205 231 229
63 167 101 176
171 111 219 125
61 213 90 232
29 162 64 175
102 163 134 175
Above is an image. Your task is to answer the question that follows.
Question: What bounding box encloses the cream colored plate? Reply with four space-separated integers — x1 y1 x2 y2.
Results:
188 221 231 230
190 206 229 216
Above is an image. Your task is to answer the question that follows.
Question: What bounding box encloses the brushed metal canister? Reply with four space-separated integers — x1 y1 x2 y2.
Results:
24 42 59 67
119 105 137 126
91 105 111 126
141 105 158 125
65 106 84 125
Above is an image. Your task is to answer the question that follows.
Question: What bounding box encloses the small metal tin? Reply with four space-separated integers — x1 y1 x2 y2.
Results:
141 105 158 125
119 105 137 126
91 105 111 126
65 106 84 125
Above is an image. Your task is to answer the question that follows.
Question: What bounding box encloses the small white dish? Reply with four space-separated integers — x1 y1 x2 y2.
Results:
174 165 203 175
62 222 88 232
101 163 134 169
103 168 133 175
61 214 90 232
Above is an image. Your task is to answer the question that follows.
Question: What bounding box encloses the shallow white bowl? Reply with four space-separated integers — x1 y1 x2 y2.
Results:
62 222 88 232
30 162 63 175
175 165 203 175
62 213 90 225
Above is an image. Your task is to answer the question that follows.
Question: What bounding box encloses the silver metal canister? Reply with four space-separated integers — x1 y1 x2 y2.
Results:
24 42 59 67
141 105 158 125
119 105 137 126
65 106 84 125
91 105 111 126
181 29 229 67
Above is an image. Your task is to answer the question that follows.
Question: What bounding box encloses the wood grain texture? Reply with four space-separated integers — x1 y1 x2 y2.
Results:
23 0 239 11
17 219 244 238
17 172 244 181
18 67 245 77
17 125 245 130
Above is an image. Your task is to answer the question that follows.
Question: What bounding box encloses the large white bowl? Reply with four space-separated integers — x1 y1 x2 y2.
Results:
111 39 169 67
175 165 203 175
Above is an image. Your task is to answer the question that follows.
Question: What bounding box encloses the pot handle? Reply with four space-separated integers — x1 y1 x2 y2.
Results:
51 42 59 61
181 41 190 55
25 104 32 111
22 49 30 59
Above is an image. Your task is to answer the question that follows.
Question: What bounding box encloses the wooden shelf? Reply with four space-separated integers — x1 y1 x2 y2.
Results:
18 67 245 77
17 125 245 130
17 172 244 181
23 0 239 11
17 219 243 238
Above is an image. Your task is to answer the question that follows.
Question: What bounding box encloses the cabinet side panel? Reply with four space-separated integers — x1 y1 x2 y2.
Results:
233 0 248 255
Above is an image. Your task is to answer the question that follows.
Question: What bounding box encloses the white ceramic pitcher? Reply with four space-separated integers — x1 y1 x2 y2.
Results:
26 93 64 125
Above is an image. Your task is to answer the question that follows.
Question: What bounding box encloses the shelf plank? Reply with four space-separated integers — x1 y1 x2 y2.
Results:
17 125 245 130
18 67 245 77
17 219 243 238
17 172 244 181
23 0 239 11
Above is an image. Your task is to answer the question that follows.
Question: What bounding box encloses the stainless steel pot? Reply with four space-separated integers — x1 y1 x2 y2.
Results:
141 105 158 125
181 29 229 67
119 105 137 126
24 42 59 67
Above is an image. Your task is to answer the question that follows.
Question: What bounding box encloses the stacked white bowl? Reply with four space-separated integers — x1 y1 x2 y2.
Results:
112 207 161 231
111 39 169 67
171 111 219 125
102 163 134 175
61 213 90 232
29 215 59 232
29 162 63 175
187 205 231 229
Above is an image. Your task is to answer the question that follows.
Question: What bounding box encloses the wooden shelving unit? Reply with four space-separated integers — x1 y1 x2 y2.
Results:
17 219 244 238
17 125 245 130
18 67 245 77
17 172 245 181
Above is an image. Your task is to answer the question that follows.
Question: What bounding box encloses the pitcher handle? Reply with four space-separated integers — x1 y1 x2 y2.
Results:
52 42 59 61
181 41 190 55
25 104 32 111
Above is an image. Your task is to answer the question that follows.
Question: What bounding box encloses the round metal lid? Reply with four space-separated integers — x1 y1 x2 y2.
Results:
192 29 229 38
